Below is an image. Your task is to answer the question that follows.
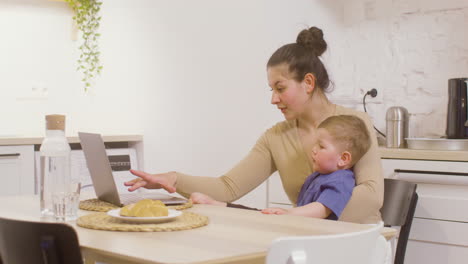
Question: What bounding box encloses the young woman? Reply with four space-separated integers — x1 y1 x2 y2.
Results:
125 26 384 224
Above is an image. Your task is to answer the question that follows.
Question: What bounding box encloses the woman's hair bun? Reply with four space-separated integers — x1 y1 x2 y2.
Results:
296 26 327 56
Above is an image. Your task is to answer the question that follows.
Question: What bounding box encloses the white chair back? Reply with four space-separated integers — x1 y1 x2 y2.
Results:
266 222 384 264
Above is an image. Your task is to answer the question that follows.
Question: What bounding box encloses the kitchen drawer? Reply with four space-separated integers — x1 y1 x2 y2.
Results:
410 218 468 246
382 158 468 175
405 239 468 264
0 145 35 195
412 184 468 222
394 178 468 222
382 159 468 222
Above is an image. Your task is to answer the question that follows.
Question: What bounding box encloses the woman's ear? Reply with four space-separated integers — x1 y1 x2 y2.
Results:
303 73 316 94
338 151 352 168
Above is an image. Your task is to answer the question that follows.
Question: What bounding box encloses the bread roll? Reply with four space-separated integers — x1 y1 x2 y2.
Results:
120 199 169 217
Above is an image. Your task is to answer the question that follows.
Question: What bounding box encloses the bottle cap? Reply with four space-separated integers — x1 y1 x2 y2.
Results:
45 114 66 130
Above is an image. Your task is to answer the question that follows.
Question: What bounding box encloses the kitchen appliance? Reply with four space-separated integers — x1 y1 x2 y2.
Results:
386 106 409 148
446 78 468 139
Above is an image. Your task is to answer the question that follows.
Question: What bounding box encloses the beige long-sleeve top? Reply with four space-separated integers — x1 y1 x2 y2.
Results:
175 105 384 224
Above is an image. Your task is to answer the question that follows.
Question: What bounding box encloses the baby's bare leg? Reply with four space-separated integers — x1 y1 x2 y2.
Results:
190 192 227 206
190 192 261 211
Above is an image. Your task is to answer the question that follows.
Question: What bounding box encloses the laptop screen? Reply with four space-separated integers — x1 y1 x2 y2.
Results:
78 132 188 206
78 132 123 205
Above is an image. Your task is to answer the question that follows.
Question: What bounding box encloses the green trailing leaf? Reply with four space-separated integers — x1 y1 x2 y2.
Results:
65 0 103 92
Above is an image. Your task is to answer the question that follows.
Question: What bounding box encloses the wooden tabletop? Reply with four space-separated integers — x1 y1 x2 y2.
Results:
0 195 395 264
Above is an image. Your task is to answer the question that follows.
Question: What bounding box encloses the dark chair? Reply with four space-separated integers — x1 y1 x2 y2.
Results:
0 217 83 264
381 178 418 264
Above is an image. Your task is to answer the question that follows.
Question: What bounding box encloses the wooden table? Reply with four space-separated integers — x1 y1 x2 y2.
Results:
0 195 396 264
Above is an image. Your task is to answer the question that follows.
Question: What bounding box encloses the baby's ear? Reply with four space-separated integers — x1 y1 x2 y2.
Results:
338 151 352 168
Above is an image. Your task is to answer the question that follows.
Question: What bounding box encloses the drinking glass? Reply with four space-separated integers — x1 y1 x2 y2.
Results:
52 181 81 221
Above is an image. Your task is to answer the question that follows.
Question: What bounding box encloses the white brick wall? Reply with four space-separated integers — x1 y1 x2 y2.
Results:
329 1 468 139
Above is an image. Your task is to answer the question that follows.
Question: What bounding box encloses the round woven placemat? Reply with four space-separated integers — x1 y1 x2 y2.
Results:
79 199 119 212
77 212 208 232
79 198 193 212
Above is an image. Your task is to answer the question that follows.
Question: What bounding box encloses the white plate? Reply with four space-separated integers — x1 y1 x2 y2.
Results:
107 208 182 223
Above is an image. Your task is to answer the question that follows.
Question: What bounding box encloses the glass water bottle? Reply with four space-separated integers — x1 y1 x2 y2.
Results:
39 114 76 220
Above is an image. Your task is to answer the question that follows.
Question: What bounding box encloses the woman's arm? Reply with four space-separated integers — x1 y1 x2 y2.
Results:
339 112 384 224
175 131 276 202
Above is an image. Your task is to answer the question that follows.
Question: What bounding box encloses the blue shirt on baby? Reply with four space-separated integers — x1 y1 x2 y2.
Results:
296 169 355 220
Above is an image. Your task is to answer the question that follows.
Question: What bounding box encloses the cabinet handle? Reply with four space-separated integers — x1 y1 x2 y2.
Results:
0 153 20 157
395 169 468 177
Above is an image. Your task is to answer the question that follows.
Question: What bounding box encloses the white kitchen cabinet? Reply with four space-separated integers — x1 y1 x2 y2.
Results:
267 172 293 208
232 182 268 210
0 145 35 196
382 158 468 264
0 135 143 197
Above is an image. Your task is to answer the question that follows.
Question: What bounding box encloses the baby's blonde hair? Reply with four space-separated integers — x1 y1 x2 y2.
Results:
318 115 371 166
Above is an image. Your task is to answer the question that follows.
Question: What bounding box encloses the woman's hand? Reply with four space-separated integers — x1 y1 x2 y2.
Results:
124 169 177 193
261 207 288 215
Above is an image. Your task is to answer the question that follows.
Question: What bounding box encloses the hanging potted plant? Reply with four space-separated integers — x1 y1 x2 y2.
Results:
65 0 103 92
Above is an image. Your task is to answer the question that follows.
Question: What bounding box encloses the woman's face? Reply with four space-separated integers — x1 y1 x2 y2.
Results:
267 64 310 120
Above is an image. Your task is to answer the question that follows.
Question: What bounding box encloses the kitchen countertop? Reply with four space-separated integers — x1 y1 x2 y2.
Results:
3 136 465 161
0 135 143 146
379 147 468 162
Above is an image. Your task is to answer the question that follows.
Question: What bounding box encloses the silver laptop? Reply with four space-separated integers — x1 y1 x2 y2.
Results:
78 132 187 206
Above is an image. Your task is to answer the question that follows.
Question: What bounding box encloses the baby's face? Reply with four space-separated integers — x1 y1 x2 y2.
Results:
311 128 343 174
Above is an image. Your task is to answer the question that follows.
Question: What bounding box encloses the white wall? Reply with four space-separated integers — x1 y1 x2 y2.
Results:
0 0 149 136
1 0 468 203
141 0 342 177
332 0 468 139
